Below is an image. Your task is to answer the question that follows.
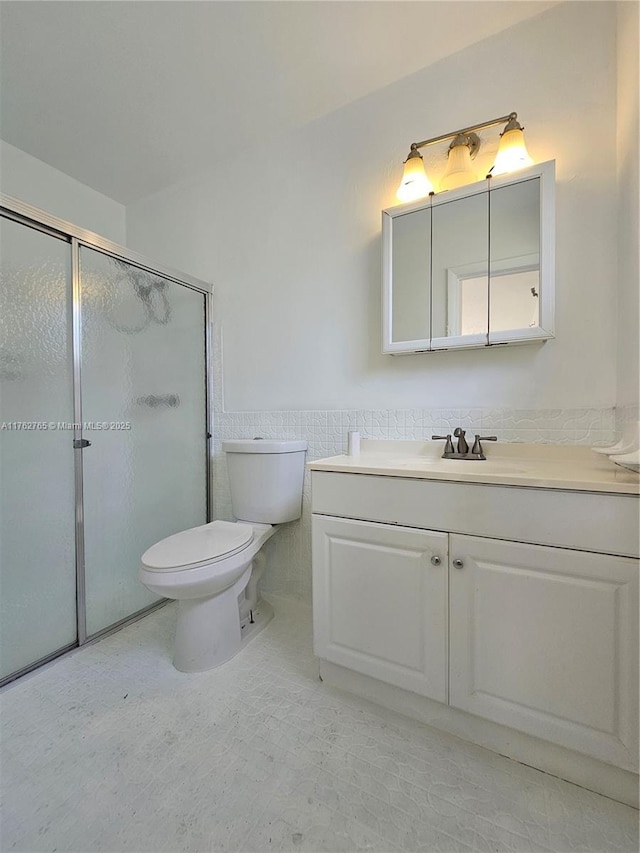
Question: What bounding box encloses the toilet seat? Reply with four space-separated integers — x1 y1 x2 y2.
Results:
141 521 254 572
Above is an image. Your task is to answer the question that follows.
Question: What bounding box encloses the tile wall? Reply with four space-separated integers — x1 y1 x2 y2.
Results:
616 404 640 433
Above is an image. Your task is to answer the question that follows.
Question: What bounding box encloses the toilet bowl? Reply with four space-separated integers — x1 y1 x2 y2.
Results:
139 439 306 672
140 520 276 671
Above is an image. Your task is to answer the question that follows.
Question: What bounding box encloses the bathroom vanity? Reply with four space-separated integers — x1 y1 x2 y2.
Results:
308 440 639 805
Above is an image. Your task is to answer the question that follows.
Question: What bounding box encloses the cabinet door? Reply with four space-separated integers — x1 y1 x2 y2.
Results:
312 515 448 702
449 535 639 771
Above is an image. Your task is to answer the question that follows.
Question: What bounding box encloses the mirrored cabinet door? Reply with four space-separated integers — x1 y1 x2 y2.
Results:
390 206 431 348
488 176 542 342
431 190 489 349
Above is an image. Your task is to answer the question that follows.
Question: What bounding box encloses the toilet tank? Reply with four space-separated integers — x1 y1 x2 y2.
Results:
222 439 307 524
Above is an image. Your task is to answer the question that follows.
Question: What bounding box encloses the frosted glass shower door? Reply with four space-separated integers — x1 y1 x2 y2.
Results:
0 217 77 680
80 248 208 636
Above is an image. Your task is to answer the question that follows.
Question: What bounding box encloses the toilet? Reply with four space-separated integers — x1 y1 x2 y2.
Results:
139 439 307 672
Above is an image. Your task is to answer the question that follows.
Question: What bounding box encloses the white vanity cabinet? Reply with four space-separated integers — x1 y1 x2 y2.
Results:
448 535 638 771
312 516 448 702
310 466 639 795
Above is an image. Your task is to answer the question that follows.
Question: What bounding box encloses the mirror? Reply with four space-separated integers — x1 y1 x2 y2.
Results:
382 160 554 353
431 190 489 346
391 206 431 344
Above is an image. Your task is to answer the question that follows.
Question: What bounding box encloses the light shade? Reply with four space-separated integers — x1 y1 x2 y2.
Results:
492 125 533 175
439 141 476 191
396 152 434 202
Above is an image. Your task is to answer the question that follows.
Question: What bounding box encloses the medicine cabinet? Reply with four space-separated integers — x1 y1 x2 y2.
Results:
382 160 555 354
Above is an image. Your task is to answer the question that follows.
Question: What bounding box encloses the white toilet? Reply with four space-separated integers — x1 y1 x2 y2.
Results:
139 439 307 672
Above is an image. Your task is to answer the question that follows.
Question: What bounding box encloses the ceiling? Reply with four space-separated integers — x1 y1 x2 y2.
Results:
0 1 557 205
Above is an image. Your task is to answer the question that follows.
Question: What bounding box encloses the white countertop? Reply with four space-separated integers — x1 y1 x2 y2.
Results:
307 440 640 495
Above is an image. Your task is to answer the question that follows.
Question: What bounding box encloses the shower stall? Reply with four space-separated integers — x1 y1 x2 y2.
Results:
0 196 212 685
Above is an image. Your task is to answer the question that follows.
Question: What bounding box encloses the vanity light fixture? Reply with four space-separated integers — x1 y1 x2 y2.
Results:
396 112 533 202
439 132 480 191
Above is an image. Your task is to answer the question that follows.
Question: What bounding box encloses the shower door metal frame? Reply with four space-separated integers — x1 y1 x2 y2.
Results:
1 193 213 669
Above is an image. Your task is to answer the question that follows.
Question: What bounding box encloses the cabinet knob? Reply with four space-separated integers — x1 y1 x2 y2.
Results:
453 559 464 569
430 555 441 566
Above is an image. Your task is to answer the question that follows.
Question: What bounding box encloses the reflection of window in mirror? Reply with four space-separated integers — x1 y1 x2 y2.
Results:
448 259 540 336
489 269 539 331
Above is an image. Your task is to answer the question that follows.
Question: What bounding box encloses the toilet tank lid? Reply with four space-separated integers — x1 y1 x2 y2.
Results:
222 439 307 454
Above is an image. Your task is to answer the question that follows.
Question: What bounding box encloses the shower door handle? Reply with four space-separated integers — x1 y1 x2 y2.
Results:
73 439 92 449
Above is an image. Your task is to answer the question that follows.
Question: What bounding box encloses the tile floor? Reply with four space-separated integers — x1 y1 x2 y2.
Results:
1 596 637 853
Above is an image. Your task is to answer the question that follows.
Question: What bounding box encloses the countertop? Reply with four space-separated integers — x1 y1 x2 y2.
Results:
307 440 640 495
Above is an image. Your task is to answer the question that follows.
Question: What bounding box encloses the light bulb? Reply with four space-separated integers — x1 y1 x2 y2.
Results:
396 152 434 202
439 141 476 191
492 124 533 175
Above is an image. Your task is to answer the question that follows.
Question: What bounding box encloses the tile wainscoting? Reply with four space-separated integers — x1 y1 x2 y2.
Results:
617 404 640 432
211 406 620 602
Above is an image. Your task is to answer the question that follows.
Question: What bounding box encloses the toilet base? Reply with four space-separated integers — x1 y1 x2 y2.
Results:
172 569 275 672
173 566 252 672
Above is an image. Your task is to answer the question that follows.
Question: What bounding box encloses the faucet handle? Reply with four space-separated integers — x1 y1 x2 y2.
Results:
432 434 454 454
471 435 498 455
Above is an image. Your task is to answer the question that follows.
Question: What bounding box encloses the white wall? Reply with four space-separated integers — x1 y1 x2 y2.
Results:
615 0 639 412
127 2 619 414
1 140 126 244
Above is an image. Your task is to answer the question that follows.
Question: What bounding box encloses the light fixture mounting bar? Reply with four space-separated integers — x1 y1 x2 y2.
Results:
410 112 517 152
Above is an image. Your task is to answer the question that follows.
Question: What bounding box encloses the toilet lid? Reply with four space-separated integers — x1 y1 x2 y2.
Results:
141 521 253 571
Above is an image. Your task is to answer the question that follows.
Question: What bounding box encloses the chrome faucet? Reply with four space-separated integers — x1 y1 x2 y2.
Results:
454 427 468 454
432 429 497 460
